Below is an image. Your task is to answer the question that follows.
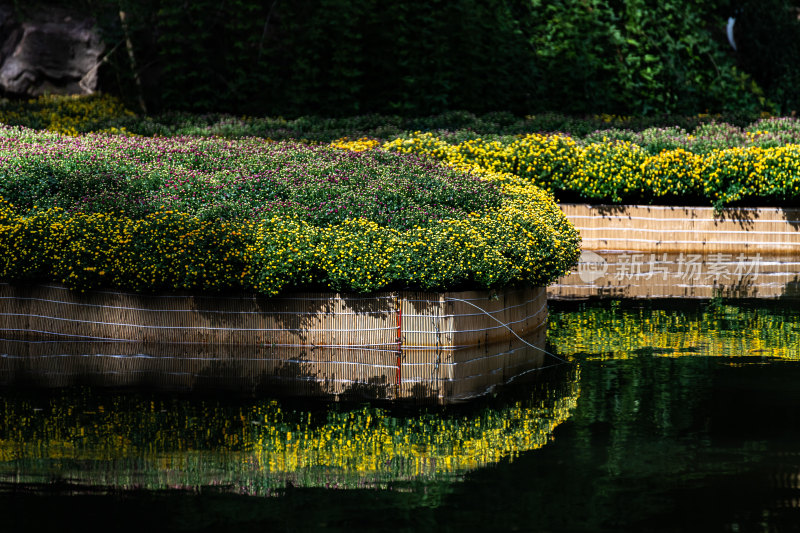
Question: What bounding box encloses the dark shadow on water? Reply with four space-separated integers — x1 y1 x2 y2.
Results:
338 375 391 401
780 273 800 300
11 353 800 532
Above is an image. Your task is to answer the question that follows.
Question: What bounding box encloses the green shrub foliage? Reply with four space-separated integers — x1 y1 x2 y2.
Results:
733 0 800 115
20 0 784 117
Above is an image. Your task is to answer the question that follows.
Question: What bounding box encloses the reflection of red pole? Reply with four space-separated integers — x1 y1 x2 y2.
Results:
396 296 403 392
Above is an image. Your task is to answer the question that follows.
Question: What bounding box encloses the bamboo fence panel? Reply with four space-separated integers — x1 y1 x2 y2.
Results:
0 283 548 403
561 204 800 255
553 204 800 299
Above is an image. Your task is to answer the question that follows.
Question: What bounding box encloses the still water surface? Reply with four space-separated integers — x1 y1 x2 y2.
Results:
3 298 800 532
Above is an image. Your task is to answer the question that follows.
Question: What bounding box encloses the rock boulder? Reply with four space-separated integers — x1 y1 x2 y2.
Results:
0 6 104 96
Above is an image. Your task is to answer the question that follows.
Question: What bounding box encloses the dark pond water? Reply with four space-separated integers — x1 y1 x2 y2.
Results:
4 298 800 532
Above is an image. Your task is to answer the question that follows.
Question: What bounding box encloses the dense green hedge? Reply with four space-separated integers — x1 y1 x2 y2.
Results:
0 94 788 142
19 0 799 116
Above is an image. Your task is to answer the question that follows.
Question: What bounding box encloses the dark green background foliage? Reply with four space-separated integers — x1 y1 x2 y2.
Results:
733 0 800 115
10 0 800 116
529 0 770 115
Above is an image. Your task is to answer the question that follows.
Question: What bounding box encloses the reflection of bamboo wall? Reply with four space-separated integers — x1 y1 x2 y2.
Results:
553 204 800 299
550 251 800 299
0 283 547 403
561 204 800 254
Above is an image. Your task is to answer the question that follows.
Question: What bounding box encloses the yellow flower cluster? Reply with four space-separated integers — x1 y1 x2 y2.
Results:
384 132 579 191
0 94 135 135
0 200 252 292
568 139 648 202
240 177 580 295
243 216 317 296
329 137 382 152
702 145 800 205
0 375 579 491
640 148 706 198
386 132 800 207
0 175 580 295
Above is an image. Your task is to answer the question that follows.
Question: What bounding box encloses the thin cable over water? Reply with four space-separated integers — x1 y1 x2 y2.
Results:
443 296 568 365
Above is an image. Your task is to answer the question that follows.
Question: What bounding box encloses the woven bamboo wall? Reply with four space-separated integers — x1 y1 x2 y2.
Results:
552 204 800 299
549 251 800 299
560 204 800 254
0 283 547 402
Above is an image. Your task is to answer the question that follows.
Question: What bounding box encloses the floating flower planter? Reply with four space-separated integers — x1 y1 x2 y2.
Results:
0 283 547 403
0 128 579 401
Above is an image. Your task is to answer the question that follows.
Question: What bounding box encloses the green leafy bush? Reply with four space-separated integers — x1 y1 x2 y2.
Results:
9 0 774 116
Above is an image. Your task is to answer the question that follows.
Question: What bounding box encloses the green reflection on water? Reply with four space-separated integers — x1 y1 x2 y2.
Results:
549 299 800 361
5 299 800 531
0 367 578 494
3 299 800 500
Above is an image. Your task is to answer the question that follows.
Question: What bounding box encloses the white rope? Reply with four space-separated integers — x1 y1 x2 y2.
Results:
578 227 800 237
10 363 569 392
442 296 568 364
0 346 543 367
404 294 542 318
11 368 379 385
0 352 400 369
0 336 398 349
0 338 402 352
0 293 543 318
1 305 546 336
566 214 800 224
401 339 546 367
404 301 547 334
580 237 800 246
399 376 453 385
0 329 135 342
273 295 394 302
405 291 528 303
0 335 543 352
447 362 568 400
0 296 372 316
0 313 398 333
0 338 135 344
0 339 420 354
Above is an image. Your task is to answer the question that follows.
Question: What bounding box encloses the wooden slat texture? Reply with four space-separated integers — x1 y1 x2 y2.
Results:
0 284 548 403
553 204 800 299
561 204 800 254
